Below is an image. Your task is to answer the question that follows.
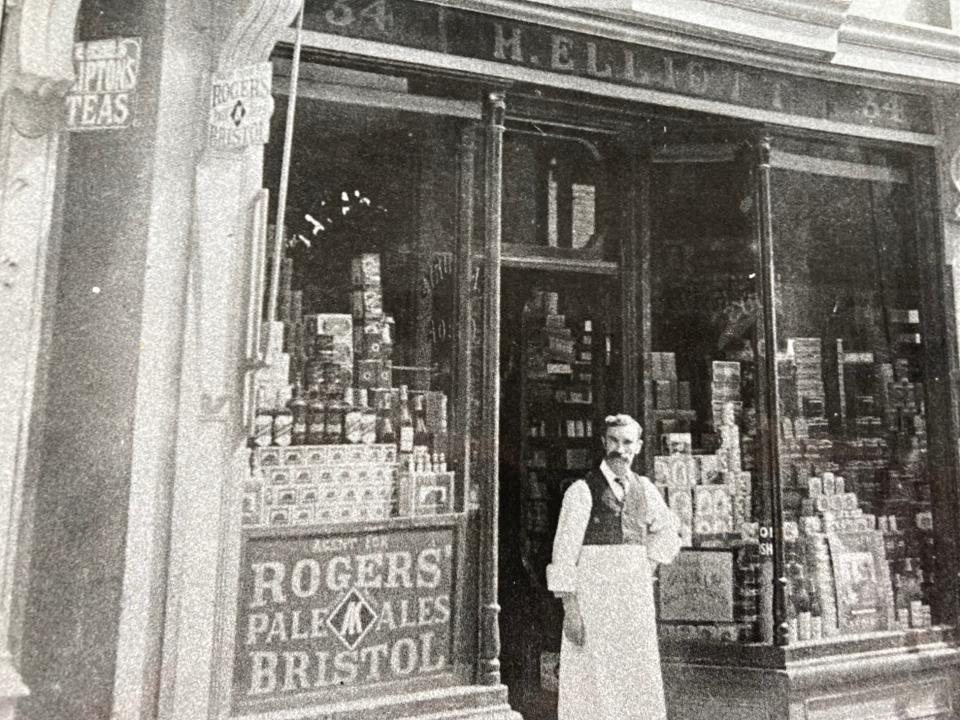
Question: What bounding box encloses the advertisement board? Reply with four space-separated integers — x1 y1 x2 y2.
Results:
233 524 456 710
65 37 141 130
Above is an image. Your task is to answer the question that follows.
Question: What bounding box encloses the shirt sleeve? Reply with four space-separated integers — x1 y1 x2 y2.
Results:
642 477 682 565
546 480 592 595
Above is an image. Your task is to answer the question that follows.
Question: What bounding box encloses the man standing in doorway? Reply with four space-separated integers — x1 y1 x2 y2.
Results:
547 414 681 720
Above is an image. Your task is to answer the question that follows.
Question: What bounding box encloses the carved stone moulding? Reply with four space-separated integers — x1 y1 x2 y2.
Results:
620 0 854 59
3 0 84 136
10 0 83 96
217 0 303 71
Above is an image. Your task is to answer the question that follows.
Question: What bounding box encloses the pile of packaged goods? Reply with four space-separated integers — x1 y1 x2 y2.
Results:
245 253 454 527
645 353 760 642
650 351 696 438
774 331 934 639
243 444 398 527
654 333 936 644
653 360 753 551
779 470 933 642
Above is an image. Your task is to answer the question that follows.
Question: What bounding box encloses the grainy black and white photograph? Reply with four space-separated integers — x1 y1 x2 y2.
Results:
3 1 960 719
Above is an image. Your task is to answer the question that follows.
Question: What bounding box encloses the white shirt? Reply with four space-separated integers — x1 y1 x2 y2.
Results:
599 458 627 500
545 463 682 595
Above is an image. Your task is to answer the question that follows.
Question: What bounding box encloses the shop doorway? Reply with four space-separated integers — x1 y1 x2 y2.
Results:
498 266 623 720
492 114 630 719
494 114 757 718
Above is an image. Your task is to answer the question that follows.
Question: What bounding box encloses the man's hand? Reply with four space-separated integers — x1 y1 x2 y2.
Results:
562 594 586 647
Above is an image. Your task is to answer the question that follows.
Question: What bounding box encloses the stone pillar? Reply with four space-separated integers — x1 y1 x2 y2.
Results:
156 2 300 719
0 1 81 718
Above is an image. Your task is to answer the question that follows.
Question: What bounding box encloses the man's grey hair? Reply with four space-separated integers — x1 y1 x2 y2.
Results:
603 414 642 434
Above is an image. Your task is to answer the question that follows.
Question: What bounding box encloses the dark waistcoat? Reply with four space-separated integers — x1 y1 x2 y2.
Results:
582 469 648 546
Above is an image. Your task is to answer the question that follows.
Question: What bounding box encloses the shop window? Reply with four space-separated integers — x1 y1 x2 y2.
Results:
502 127 621 263
648 142 770 645
769 138 942 641
648 134 953 650
233 84 483 711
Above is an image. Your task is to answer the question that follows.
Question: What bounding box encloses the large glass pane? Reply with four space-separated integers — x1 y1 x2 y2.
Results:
648 142 771 646
502 126 621 262
769 137 941 644
232 83 480 713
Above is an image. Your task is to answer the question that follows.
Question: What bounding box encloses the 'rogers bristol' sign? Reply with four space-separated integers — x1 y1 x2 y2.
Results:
233 527 454 708
208 61 275 149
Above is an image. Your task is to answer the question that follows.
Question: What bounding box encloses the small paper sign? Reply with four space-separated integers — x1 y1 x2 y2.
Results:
208 61 274 149
65 37 141 130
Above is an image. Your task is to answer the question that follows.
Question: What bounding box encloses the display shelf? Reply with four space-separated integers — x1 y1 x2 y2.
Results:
241 511 466 539
501 248 619 276
659 625 955 669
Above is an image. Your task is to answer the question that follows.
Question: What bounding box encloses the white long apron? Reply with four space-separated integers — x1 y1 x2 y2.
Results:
559 545 664 720
547 471 681 720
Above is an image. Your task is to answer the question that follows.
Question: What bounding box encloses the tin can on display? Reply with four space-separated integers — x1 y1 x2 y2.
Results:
357 359 383 388
351 287 383 319
351 253 382 287
273 410 293 447
252 412 274 448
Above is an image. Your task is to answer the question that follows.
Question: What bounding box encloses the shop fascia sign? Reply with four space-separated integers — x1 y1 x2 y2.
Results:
302 0 934 135
208 62 275 150
64 37 141 131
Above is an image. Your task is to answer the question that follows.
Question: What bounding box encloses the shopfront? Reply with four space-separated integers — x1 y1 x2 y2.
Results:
224 2 960 719
7 1 960 720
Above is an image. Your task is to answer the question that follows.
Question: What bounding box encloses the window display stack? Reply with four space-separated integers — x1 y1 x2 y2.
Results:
781 468 932 642
242 252 454 528
651 353 760 642
650 351 697 437
652 325 937 645
653 357 753 550
774 326 935 639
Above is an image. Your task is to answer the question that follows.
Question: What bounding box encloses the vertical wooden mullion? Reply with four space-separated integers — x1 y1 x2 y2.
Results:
620 140 640 413
755 135 788 647
629 140 653 471
452 122 477 680
478 91 505 686
912 149 960 628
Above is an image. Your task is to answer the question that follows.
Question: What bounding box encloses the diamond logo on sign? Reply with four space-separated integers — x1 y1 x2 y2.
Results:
327 588 378 650
230 101 246 126
208 61 274 150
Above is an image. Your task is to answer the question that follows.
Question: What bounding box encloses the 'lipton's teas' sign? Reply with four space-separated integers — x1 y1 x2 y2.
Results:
301 0 933 135
65 37 141 130
234 526 454 707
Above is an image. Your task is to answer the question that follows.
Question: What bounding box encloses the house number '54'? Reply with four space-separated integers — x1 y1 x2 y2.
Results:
324 0 394 33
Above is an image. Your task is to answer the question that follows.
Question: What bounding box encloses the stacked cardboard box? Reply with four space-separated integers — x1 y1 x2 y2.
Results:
652 396 752 546
777 354 799 418
693 484 734 536
305 313 354 388
349 254 392 389
245 444 399 527
523 292 575 378
398 470 456 516
788 338 826 421
710 361 741 430
650 352 696 436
